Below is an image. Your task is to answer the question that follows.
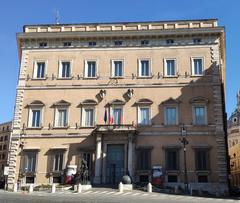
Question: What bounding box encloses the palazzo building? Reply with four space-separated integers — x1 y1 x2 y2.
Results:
0 121 12 181
7 19 228 195
228 91 240 187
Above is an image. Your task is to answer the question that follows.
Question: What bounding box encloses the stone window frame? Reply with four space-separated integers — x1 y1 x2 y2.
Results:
191 57 205 76
137 58 152 78
58 60 73 79
163 58 178 77
84 59 98 79
110 59 125 78
32 60 47 80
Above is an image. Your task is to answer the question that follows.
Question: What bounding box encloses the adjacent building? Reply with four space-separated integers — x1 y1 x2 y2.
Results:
228 91 240 187
0 121 12 181
7 19 228 195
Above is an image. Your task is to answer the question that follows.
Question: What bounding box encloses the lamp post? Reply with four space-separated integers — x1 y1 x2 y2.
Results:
179 124 189 194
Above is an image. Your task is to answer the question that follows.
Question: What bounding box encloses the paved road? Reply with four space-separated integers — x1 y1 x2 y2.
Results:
0 188 239 203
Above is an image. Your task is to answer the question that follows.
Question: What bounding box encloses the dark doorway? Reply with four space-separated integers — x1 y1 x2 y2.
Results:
106 144 124 184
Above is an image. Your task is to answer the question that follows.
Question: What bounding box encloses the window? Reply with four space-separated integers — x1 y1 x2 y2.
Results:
139 59 150 77
194 106 206 125
33 61 46 79
28 109 41 128
111 60 123 77
3 145 6 150
2 153 5 159
166 39 174 44
24 152 37 172
55 108 68 127
193 38 202 44
198 175 208 183
85 61 97 78
141 40 149 45
88 41 97 46
137 149 151 170
165 107 177 125
164 59 176 77
114 40 123 46
192 58 203 76
39 42 47 47
53 153 64 171
4 136 7 141
63 41 72 47
82 108 95 127
82 152 91 170
112 107 122 125
195 149 210 171
168 175 178 183
59 61 71 78
166 149 179 170
138 107 150 125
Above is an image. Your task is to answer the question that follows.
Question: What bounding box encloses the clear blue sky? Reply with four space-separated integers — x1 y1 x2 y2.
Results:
0 0 239 123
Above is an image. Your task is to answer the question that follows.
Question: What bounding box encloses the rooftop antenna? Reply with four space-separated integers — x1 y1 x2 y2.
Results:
55 9 60 25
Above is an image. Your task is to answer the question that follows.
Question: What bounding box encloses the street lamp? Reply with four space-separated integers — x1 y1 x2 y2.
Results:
179 124 189 194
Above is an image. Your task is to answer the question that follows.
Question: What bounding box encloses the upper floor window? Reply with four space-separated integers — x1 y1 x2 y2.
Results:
33 61 46 79
193 106 207 125
39 42 47 48
111 107 123 125
82 107 95 127
85 61 97 78
63 41 72 47
88 41 97 46
166 39 174 45
114 40 123 46
193 38 202 44
59 61 71 78
111 60 124 77
141 40 149 46
4 136 7 141
55 108 68 127
138 107 151 125
138 59 151 77
164 59 177 77
165 106 178 125
191 58 203 76
29 109 42 128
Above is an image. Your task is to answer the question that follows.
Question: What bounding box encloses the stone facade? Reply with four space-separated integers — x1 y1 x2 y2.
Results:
228 91 240 187
7 19 228 195
0 121 12 182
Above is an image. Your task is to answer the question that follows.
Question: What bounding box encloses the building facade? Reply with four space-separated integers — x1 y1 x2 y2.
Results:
228 91 240 187
7 19 228 195
0 121 12 182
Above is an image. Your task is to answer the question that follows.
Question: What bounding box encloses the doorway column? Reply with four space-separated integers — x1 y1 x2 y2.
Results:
94 134 102 184
128 133 134 178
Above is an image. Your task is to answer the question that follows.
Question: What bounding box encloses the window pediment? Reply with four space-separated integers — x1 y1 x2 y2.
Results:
189 97 209 104
77 99 97 107
25 100 45 108
161 97 180 105
135 98 153 105
52 100 71 107
108 99 125 106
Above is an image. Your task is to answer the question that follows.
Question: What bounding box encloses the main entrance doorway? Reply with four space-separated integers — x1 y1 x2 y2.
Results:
106 144 124 184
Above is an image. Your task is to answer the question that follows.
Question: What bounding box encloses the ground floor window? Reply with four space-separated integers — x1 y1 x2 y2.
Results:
137 149 151 170
26 176 35 184
168 175 178 183
139 175 149 183
197 175 208 183
23 152 37 173
53 153 64 172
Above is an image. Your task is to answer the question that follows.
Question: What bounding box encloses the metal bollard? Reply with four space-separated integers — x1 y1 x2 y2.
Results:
118 182 123 193
51 183 56 193
77 183 82 193
28 184 34 193
147 182 152 193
